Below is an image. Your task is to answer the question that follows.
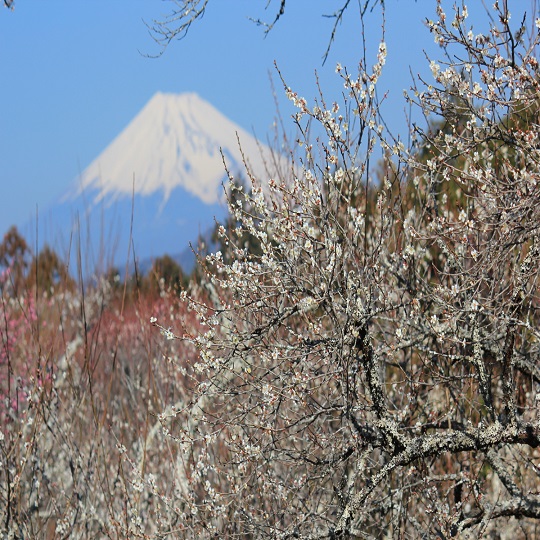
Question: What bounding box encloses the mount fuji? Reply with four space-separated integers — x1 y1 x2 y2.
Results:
37 92 278 274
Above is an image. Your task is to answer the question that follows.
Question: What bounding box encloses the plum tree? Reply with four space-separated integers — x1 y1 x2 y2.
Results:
148 1 540 537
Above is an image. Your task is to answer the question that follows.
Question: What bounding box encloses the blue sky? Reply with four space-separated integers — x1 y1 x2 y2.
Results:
0 1 494 243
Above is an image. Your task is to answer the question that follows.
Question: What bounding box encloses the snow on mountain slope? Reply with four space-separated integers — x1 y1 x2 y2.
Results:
35 91 284 275
68 92 273 206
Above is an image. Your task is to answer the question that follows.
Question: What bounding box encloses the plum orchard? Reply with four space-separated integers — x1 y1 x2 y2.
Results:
147 2 540 538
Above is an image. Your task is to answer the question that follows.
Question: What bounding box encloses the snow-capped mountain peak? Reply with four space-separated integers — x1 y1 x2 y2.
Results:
70 91 271 206
33 91 284 274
